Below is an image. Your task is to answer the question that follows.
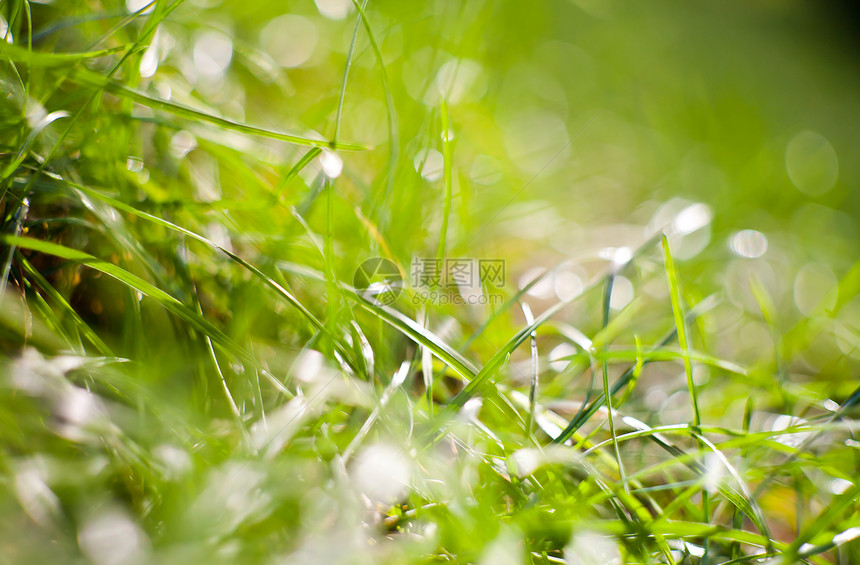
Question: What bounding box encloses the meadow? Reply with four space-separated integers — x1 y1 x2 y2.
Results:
1 1 859 563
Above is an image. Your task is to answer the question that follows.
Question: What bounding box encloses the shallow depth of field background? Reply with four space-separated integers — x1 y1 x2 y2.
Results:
1 0 859 564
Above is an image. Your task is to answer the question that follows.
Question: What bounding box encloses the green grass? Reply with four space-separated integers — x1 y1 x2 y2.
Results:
1 1 860 564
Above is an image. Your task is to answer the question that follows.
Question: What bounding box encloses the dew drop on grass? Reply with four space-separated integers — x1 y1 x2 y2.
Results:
460 397 483 422
611 246 632 268
597 246 631 267
24 99 47 129
139 42 159 78
169 130 197 159
0 16 14 43
830 478 853 495
190 464 271 533
834 527 860 546
126 157 144 172
320 150 343 179
729 229 767 258
56 386 100 428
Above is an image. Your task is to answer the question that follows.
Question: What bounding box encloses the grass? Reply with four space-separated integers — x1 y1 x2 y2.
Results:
1 1 860 564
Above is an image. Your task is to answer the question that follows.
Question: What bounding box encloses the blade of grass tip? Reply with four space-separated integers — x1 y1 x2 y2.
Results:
662 234 700 426
20 0 31 100
662 234 709 559
194 284 242 422
66 67 366 150
342 360 410 462
749 273 789 410
349 319 375 382
0 197 29 306
437 98 453 263
275 147 322 200
733 395 755 560
419 305 434 415
350 203 404 280
521 302 539 443
349 0 399 224
600 271 628 493
0 42 132 67
333 0 364 144
19 272 83 351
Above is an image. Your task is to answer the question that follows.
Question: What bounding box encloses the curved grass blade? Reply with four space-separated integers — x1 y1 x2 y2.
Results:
0 235 254 366
16 252 113 356
67 68 367 151
662 234 700 425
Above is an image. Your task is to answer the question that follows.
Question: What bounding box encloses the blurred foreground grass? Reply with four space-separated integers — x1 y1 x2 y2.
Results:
1 0 859 563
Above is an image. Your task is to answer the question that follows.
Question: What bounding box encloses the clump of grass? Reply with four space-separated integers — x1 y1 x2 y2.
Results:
1 1 860 564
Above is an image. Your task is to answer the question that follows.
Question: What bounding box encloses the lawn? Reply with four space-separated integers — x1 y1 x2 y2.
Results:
1 1 859 563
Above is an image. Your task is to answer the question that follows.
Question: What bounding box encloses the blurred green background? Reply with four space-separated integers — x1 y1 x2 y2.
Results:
1 0 859 563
